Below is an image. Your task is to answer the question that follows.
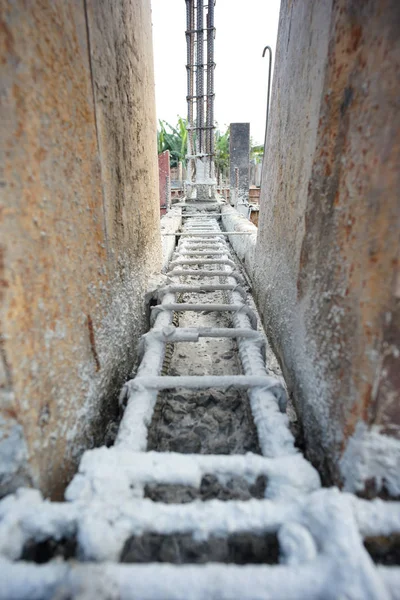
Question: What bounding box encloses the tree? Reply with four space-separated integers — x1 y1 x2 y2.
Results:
158 119 254 185
250 141 264 164
157 117 188 168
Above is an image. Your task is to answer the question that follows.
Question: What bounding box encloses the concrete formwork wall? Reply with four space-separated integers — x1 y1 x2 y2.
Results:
0 0 161 499
158 150 171 215
254 0 400 495
229 123 250 207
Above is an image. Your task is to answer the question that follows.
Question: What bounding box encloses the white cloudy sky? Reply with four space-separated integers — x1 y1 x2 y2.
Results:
151 0 281 145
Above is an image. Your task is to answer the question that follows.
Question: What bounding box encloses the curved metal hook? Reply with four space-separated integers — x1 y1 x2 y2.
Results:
262 45 272 159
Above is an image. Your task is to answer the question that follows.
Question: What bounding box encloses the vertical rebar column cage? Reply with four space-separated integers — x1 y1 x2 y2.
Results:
185 0 216 194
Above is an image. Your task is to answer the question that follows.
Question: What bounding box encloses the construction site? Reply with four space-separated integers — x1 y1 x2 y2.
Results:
0 0 399 598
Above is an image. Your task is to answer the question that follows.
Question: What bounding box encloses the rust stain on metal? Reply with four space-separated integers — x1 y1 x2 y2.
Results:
259 0 400 492
87 314 100 372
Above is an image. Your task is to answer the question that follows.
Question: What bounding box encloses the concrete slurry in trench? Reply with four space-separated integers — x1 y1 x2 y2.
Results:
147 285 262 459
131 269 280 563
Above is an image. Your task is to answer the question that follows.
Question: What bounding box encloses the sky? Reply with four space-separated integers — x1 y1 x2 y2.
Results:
151 0 281 145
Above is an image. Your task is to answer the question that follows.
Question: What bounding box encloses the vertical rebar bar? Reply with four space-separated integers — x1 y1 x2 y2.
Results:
185 0 195 182
196 0 204 155
262 45 272 170
206 0 215 177
185 1 190 153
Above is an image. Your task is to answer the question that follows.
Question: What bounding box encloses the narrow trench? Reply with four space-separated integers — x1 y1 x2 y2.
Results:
127 263 279 564
19 228 299 565
21 249 281 566
18 230 399 569
146 277 262 483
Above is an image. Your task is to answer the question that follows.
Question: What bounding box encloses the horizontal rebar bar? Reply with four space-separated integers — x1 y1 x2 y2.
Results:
130 375 280 391
162 232 256 236
180 237 224 242
180 247 227 252
80 450 318 496
169 258 235 268
181 240 226 245
144 326 263 343
179 251 227 255
167 269 245 283
157 284 247 300
151 302 257 329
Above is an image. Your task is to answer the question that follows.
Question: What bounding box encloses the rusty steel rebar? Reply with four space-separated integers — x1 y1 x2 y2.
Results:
196 0 204 155
185 0 195 180
185 0 216 191
206 0 215 174
262 45 272 164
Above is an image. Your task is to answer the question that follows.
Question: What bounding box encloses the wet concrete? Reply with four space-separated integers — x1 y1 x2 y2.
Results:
121 532 279 565
147 286 261 458
145 474 267 503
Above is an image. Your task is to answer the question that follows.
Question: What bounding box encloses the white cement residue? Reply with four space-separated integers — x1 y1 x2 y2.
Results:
161 208 182 272
340 422 400 497
66 447 320 503
0 415 31 497
0 488 399 598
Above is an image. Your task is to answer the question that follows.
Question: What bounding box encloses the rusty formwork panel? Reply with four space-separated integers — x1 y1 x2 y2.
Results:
0 0 161 499
254 0 400 494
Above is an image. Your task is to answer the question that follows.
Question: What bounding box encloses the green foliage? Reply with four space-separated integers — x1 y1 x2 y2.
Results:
249 135 264 164
250 143 264 164
157 118 263 176
157 117 188 167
